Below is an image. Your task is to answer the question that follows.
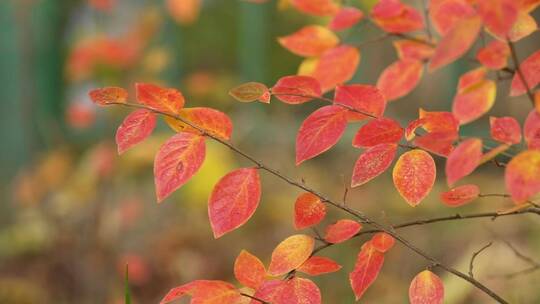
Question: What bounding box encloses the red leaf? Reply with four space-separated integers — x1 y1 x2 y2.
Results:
503 11 538 42
329 7 364 31
154 133 206 202
351 143 398 187
278 25 339 57
116 109 156 155
296 105 348 165
440 184 480 207
272 75 322 104
490 116 522 145
429 15 482 71
160 280 240 304
298 256 342 276
393 149 436 206
477 0 518 38
208 168 261 238
334 84 386 121
413 132 455 157
290 0 339 16
393 40 435 61
165 107 233 140
476 40 510 70
377 58 424 101
324 219 362 244
310 45 361 92
234 250 266 289
505 150 540 203
268 235 314 276
452 79 497 125
429 0 476 35
353 118 403 148
89 86 128 105
409 270 444 304
135 83 185 114
510 50 540 96
256 278 322 304
294 193 326 230
457 67 488 93
524 110 540 149
349 241 385 300
371 0 424 33
445 139 483 186
419 109 460 134
371 232 395 253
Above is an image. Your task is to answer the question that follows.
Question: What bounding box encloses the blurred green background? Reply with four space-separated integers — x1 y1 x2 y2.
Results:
1 0 540 303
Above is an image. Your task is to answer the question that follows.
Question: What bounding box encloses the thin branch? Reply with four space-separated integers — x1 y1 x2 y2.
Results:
469 242 493 278
105 101 511 304
507 39 536 106
240 292 270 304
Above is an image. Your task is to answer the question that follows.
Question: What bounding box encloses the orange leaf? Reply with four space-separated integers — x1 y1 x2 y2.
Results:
351 143 398 187
334 84 386 121
393 149 436 206
445 139 483 186
324 219 362 243
490 116 522 145
229 82 270 103
393 39 435 61
440 184 480 207
353 118 403 148
329 7 364 31
413 132 456 157
234 250 266 289
310 45 360 92
208 168 261 238
272 75 322 104
116 109 156 155
377 58 424 101
371 0 424 33
268 235 315 276
476 40 510 70
254 277 322 304
524 109 540 149
278 25 339 57
89 86 128 105
457 67 488 93
452 79 496 124
349 241 385 300
154 133 206 202
298 256 342 276
136 83 185 115
294 193 326 230
371 232 395 253
290 0 339 16
429 15 482 71
477 0 518 38
429 0 476 35
165 107 233 140
419 109 460 134
510 50 540 96
504 11 538 42
505 150 540 203
295 105 348 165
160 280 241 304
409 270 444 304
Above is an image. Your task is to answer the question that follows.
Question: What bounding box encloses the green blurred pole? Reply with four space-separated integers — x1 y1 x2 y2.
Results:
238 1 269 82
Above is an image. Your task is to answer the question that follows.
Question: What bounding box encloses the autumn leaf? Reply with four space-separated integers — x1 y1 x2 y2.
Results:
334 84 386 121
490 116 522 145
268 234 315 276
440 184 480 207
296 105 348 165
154 133 206 202
524 110 540 149
452 79 497 125
505 149 540 203
352 118 403 148
89 86 128 105
503 11 538 42
136 83 185 115
298 256 342 276
229 82 270 102
310 45 361 92
349 241 385 300
413 132 456 157
351 143 398 187
377 58 424 101
371 0 424 33
476 40 510 70
255 278 322 304
278 25 339 57
445 139 483 186
116 109 156 155
429 15 482 71
294 193 326 230
208 168 261 238
290 0 339 16
324 219 362 244
160 280 241 304
429 0 476 35
510 50 540 96
393 39 435 61
272 75 322 104
393 149 436 206
477 0 518 39
419 109 460 134
165 107 233 140
457 67 488 93
371 233 395 253
409 270 444 304
166 0 201 25
234 250 266 289
329 7 364 31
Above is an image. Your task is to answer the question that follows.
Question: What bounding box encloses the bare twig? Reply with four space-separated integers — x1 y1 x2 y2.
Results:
469 242 493 278
507 40 536 106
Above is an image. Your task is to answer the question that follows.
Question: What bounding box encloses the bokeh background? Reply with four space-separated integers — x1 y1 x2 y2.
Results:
1 0 540 303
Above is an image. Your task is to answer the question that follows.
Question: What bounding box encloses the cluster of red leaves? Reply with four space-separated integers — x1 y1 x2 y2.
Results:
89 0 540 302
